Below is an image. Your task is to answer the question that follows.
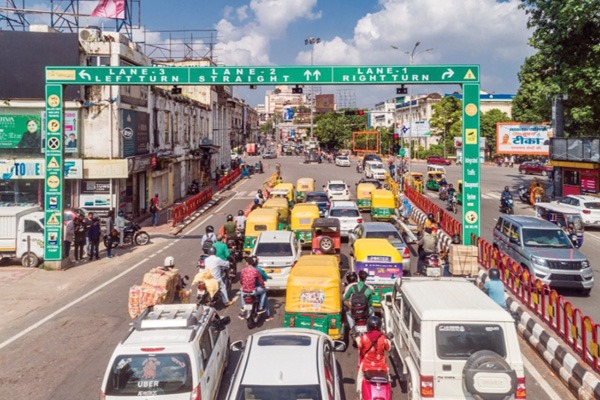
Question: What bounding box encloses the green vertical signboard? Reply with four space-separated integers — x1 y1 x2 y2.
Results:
44 85 64 261
461 84 481 244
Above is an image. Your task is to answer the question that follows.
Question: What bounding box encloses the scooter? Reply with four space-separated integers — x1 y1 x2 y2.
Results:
439 185 448 201
518 185 530 204
361 370 392 400
241 291 261 329
446 194 458 214
500 196 514 214
349 311 369 345
187 179 200 194
423 253 441 277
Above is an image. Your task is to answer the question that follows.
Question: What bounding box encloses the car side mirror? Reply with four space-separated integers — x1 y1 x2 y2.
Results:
333 340 347 352
230 340 245 351
509 236 519 244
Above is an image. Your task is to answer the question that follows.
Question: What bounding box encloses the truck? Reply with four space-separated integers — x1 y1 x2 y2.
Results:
246 142 257 156
0 206 45 267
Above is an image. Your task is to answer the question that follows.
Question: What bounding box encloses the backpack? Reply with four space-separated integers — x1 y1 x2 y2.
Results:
350 283 369 319
202 233 216 254
149 201 156 213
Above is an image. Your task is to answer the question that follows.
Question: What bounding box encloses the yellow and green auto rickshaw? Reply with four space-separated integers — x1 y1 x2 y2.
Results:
425 171 446 191
371 189 397 221
296 177 315 202
261 197 290 230
271 183 296 207
356 182 377 211
290 203 320 246
350 238 403 307
284 255 344 339
243 208 279 253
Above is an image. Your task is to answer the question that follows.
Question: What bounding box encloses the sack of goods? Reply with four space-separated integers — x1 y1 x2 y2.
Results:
448 244 479 276
127 267 181 318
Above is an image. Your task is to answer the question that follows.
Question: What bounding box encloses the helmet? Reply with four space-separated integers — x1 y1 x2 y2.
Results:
206 225 214 233
206 246 217 256
246 255 259 266
367 316 382 332
226 214 233 222
489 268 500 280
164 256 175 268
118 210 124 217
258 189 263 194
238 210 244 216
428 213 434 220
504 186 510 191
345 271 357 284
449 184 454 188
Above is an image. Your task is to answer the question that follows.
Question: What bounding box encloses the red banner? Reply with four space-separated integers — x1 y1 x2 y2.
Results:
91 0 125 19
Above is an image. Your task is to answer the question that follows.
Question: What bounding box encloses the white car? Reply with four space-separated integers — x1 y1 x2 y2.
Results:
554 194 600 227
335 155 351 167
327 201 362 237
364 160 387 180
323 180 351 201
251 231 302 290
226 328 346 400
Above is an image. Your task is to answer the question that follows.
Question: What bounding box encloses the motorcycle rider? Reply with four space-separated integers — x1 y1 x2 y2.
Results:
213 234 231 261
424 213 438 235
224 214 237 239
200 225 218 253
204 247 233 307
417 227 437 275
343 270 374 331
356 316 391 398
482 268 507 310
252 189 265 210
446 183 456 208
239 256 273 321
501 186 513 211
235 210 247 232
115 210 129 248
343 271 358 297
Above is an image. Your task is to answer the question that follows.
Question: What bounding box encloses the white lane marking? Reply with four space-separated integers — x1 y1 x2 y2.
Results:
584 233 600 244
0 192 243 351
522 354 563 400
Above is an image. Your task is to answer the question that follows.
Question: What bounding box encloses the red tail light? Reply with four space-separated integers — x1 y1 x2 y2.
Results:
244 296 253 304
516 377 526 399
326 202 331 207
345 189 349 194
402 247 410 259
420 375 434 397
357 218 363 223
190 384 202 400
99 391 106 400
140 347 165 352
197 282 206 290
583 210 591 214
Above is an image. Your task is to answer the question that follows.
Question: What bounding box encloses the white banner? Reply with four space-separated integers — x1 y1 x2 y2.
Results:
496 123 551 155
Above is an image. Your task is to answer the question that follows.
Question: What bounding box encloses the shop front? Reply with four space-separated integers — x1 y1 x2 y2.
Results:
550 137 600 197
558 164 599 196
126 154 156 217
82 159 129 217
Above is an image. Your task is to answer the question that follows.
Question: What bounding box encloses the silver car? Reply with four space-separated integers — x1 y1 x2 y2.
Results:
349 222 411 273
327 201 362 237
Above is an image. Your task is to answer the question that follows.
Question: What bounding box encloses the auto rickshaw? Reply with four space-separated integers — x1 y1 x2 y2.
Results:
371 189 397 221
425 171 445 191
291 203 320 246
243 208 279 253
311 218 341 257
350 238 403 307
456 179 463 205
356 182 377 211
296 177 315 202
261 197 290 230
272 183 296 207
535 202 584 248
284 255 344 339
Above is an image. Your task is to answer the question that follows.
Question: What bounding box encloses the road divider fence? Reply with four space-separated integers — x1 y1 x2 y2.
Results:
171 188 212 227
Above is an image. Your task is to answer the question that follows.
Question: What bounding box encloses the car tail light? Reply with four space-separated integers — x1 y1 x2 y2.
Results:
140 347 165 352
516 377 526 399
244 296 254 304
357 218 363 223
289 316 296 327
326 202 331 207
190 384 202 400
420 375 434 397
99 391 106 400
197 282 206 290
583 210 591 214
403 247 410 259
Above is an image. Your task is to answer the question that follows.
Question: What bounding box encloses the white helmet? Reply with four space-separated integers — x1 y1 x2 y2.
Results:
164 256 175 268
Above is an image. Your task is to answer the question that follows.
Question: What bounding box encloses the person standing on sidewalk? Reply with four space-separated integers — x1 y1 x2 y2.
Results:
105 210 114 258
73 217 86 261
87 217 101 261
149 193 161 227
84 211 94 256
115 210 128 248
63 217 74 259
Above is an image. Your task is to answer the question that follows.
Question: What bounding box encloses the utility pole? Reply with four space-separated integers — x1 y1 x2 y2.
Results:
305 37 321 138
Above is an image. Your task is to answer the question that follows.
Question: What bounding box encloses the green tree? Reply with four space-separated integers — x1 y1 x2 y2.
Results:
480 109 511 155
515 0 600 135
313 111 368 150
430 96 462 156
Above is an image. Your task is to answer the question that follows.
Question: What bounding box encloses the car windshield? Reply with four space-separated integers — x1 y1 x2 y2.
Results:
371 163 384 169
328 184 346 191
436 324 506 359
584 202 600 209
236 385 323 400
255 242 293 257
337 156 349 160
307 194 328 203
522 228 572 248
366 230 402 241
105 353 192 396
329 208 359 217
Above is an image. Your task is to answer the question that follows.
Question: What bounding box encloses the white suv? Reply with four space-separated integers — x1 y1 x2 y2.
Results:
100 304 231 400
327 201 362 237
382 278 526 400
226 328 346 400
252 231 302 290
323 180 351 201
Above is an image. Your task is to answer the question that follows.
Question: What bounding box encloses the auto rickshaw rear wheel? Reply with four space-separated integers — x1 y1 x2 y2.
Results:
319 236 334 253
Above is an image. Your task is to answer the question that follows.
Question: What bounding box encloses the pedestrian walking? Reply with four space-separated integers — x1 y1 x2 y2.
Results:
73 217 86 261
63 217 74 259
149 194 160 227
87 217 101 261
105 210 114 258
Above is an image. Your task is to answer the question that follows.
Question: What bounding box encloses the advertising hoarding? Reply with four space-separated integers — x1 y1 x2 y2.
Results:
496 123 551 155
0 114 42 149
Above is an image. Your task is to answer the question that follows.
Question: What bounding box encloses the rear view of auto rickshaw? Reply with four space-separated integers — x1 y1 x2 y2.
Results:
404 172 424 193
261 197 290 230
370 189 397 221
350 238 403 307
284 256 344 339
356 182 377 211
243 208 279 253
295 177 315 202
425 171 445 191
291 203 320 246
311 218 341 257
271 182 296 207
535 202 585 248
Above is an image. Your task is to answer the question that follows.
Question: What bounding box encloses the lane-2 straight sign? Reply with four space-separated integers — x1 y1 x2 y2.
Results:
46 65 479 85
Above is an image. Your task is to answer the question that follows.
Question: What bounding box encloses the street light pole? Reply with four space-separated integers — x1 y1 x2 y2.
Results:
305 37 321 138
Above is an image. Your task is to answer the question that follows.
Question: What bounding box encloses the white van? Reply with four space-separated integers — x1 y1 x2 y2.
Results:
382 278 526 400
0 206 44 267
364 160 387 180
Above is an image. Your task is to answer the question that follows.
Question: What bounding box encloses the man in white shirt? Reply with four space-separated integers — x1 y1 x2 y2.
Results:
204 247 233 306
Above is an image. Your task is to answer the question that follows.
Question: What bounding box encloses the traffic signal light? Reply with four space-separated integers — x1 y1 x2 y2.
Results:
396 85 408 95
393 144 400 154
292 85 303 94
344 109 365 116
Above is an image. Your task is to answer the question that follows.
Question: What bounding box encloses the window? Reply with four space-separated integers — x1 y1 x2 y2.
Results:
411 314 421 348
184 113 190 145
402 302 411 328
558 197 573 206
508 224 521 242
173 112 179 144
24 220 43 233
501 220 511 236
255 242 293 257
584 202 600 209
564 170 580 186
198 332 213 367
164 111 171 144
366 230 402 241
329 208 359 217
209 319 221 346
323 344 335 400
436 324 506 359
495 218 503 231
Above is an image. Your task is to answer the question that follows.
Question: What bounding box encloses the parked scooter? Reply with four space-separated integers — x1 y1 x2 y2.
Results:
241 291 261 328
187 179 200 195
103 222 149 249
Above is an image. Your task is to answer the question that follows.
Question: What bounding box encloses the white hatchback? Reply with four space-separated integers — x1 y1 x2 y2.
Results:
335 155 351 167
554 194 600 227
251 231 302 290
324 180 351 201
226 328 346 400
327 201 362 237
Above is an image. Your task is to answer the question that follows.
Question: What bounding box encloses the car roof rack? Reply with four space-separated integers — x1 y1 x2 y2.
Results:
133 304 210 330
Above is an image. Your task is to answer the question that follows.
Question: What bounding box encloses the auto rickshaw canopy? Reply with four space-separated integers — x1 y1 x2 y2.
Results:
291 203 320 231
352 238 403 263
285 262 341 313
272 183 296 204
244 208 279 236
371 189 396 209
262 197 290 223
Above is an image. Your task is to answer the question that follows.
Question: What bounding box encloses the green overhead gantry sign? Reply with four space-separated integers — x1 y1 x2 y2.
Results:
44 64 480 263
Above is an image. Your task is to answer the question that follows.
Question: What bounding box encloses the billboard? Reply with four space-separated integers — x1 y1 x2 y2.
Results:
283 107 294 122
0 114 41 149
496 123 551 155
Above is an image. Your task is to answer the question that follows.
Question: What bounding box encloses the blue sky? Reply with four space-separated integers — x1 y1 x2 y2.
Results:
24 0 535 107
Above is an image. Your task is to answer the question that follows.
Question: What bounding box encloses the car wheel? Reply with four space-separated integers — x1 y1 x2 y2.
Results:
21 253 39 268
519 169 525 174
463 350 517 400
541 170 548 176
319 236 334 253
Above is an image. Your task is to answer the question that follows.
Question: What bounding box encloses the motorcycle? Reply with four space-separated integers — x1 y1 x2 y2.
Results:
500 196 514 214
357 163 363 173
446 194 458 214
439 185 448 201
518 185 530 204
103 222 150 249
187 179 200 195
423 253 441 277
195 255 231 307
227 235 243 264
361 370 392 400
241 291 261 328
349 311 369 346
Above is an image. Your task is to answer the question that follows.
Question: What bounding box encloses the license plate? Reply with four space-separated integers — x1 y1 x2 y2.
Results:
426 267 441 277
243 304 253 311
355 325 367 333
267 269 276 274
197 290 206 296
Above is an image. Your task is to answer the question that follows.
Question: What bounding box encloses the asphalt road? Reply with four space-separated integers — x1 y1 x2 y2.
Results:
411 162 600 326
0 155 574 400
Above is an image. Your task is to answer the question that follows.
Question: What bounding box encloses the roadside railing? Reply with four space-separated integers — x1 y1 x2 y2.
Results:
217 167 241 190
171 187 213 227
405 185 600 372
